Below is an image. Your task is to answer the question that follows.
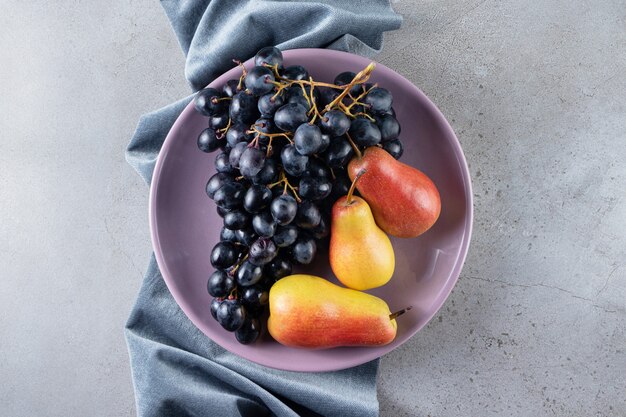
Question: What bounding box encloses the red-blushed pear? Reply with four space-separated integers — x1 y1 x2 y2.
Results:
267 275 410 349
347 145 441 238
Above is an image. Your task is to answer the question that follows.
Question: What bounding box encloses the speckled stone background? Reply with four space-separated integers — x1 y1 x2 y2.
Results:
1 1 624 416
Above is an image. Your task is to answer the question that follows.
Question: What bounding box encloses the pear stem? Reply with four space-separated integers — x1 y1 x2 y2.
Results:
345 169 366 205
389 306 412 320
345 132 362 159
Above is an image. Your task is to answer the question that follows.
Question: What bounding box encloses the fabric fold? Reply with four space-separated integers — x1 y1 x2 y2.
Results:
161 0 402 90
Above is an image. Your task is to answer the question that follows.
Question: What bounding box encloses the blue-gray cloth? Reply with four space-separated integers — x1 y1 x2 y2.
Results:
125 1 402 416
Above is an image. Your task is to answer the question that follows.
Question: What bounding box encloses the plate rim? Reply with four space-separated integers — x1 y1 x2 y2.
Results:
149 48 474 372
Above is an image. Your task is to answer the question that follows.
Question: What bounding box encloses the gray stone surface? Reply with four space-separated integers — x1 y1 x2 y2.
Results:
0 0 624 416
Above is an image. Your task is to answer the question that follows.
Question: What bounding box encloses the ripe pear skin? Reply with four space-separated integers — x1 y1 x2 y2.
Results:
348 147 441 238
330 195 395 290
267 275 397 348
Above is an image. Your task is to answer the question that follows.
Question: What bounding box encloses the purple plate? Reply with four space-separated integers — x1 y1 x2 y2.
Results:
149 48 473 372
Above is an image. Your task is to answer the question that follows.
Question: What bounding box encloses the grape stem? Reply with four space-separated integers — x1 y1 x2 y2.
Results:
216 117 232 139
228 253 249 276
353 112 375 121
270 87 285 101
248 126 293 141
323 62 376 113
233 59 248 91
265 138 274 157
268 170 302 202
247 126 293 155
212 96 233 104
346 83 377 110
299 82 312 109
307 76 323 123
339 102 375 121
248 135 261 148
262 62 282 78
265 62 377 118
345 169 366 206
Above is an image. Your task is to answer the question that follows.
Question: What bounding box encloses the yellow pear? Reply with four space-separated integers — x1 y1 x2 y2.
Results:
329 172 395 290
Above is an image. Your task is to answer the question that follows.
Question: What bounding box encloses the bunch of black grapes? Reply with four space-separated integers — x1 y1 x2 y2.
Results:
194 46 403 344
